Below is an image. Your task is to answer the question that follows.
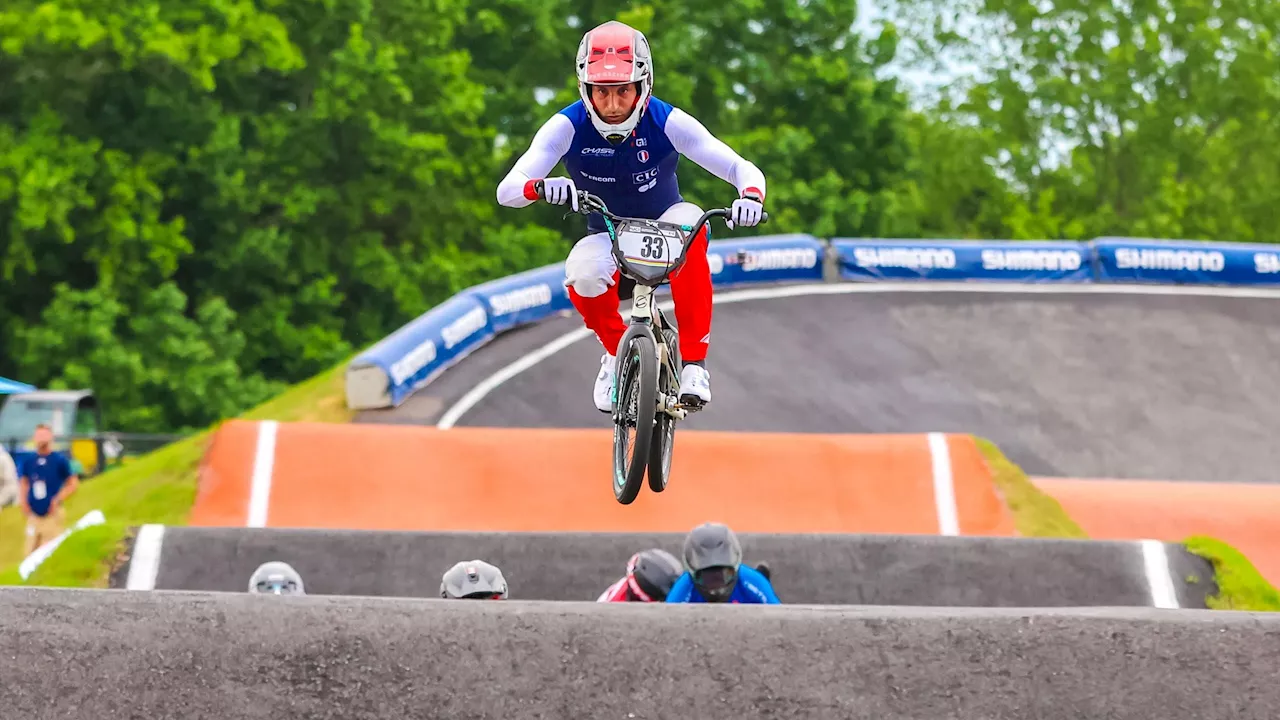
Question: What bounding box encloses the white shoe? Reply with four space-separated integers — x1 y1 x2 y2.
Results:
594 353 616 413
679 364 711 406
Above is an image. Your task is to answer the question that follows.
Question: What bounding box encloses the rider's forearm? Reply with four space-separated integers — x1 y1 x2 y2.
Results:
665 108 767 201
496 113 575 208
496 169 539 208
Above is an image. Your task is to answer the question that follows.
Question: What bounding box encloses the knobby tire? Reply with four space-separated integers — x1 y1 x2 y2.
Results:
613 334 657 505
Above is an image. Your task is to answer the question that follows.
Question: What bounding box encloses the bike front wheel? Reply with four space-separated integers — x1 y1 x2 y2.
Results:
612 333 657 505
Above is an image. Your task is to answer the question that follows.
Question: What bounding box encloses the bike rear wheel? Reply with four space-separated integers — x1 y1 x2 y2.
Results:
647 325 680 494
612 333 657 505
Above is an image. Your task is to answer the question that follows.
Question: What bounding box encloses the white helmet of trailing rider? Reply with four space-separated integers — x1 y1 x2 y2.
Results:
576 20 653 144
248 560 305 595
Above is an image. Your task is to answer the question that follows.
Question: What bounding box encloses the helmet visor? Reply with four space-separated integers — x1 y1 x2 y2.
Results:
694 565 737 600
253 578 301 595
583 25 639 84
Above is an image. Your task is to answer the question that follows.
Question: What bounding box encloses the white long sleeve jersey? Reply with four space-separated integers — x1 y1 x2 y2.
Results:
496 97 766 233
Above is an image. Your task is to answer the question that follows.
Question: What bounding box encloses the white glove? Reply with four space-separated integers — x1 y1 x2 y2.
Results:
727 195 764 229
541 177 579 212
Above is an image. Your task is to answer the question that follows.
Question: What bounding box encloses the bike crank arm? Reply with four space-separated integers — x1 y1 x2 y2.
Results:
660 394 691 417
659 393 703 419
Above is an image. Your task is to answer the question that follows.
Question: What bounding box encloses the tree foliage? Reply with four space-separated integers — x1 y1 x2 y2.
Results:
1 0 1271 432
888 0 1280 240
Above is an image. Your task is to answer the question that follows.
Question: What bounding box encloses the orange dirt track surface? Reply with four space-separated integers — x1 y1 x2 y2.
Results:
1034 477 1280 586
188 420 1016 537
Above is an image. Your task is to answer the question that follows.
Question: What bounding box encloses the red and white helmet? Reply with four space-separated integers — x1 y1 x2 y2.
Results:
576 20 653 144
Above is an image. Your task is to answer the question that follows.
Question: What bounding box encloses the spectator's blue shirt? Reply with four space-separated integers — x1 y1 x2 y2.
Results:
665 564 780 604
20 451 73 516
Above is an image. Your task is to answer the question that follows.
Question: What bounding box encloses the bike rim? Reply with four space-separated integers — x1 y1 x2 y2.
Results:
613 353 641 489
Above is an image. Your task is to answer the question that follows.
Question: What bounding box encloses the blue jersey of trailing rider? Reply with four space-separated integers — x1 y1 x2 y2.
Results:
664 563 781 604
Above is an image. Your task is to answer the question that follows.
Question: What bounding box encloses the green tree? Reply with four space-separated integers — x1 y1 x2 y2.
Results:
12 282 280 432
0 0 573 431
0 0 1046 434
497 1 931 239
888 0 1280 241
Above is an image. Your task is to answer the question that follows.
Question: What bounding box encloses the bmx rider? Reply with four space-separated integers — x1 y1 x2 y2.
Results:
495 19 768 413
666 522 780 604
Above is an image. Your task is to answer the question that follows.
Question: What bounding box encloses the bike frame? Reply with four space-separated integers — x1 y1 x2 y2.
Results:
598 199 733 418
617 282 684 417
530 180 768 503
531 182 766 418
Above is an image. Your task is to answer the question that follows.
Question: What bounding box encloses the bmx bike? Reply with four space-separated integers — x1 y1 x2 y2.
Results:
533 181 768 504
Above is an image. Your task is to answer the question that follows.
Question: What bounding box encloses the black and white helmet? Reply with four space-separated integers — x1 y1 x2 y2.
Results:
441 559 508 600
682 522 742 602
625 548 683 601
248 561 305 595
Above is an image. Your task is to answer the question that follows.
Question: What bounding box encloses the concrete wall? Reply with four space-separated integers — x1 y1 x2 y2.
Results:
3 587 1276 720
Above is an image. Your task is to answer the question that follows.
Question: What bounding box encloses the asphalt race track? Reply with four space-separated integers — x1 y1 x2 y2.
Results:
3 587 1278 720
362 284 1280 484
110 526 1216 608
11 283 1280 719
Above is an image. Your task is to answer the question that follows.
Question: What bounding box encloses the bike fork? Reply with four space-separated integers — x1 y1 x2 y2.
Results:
630 286 689 421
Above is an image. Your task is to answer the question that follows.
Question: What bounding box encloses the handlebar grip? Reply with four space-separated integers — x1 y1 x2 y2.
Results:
721 207 768 224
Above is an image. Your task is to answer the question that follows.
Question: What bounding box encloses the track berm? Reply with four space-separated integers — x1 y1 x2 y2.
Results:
7 283 1278 718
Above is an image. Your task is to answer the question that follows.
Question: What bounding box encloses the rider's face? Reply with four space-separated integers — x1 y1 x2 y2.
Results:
590 83 639 124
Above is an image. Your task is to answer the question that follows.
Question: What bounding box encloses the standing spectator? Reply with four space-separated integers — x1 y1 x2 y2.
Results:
0 442 16 508
18 423 79 556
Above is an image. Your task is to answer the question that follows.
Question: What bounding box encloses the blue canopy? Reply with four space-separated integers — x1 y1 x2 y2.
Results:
0 377 36 395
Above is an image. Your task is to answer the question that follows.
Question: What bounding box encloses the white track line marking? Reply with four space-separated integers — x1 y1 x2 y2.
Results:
437 327 594 429
246 420 278 528
927 432 960 536
436 280 1280 428
125 524 166 591
1140 539 1181 609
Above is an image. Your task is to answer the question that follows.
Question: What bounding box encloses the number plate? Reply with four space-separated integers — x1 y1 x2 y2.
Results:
617 224 682 267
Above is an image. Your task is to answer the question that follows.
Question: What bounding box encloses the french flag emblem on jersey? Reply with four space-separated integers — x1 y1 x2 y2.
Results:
637 149 650 163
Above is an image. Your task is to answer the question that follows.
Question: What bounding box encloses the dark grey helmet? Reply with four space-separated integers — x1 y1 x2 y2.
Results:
441 559 508 600
626 548 683 601
248 561 305 595
682 522 742 602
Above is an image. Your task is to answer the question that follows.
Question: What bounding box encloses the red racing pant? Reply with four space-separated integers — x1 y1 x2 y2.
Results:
564 211 712 364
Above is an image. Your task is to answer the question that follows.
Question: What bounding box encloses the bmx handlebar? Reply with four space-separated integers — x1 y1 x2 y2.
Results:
531 181 769 241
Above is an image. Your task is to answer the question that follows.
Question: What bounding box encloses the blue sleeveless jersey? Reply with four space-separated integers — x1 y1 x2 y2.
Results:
558 98 684 234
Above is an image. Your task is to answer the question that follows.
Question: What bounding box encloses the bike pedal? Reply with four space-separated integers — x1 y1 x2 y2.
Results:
678 395 706 412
